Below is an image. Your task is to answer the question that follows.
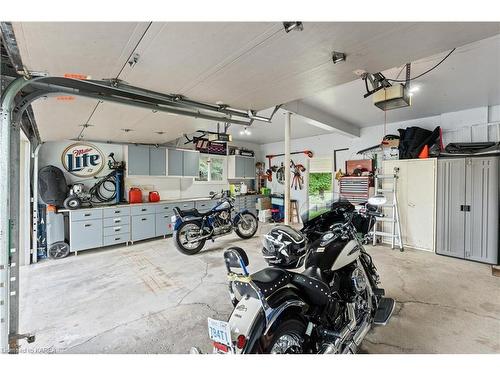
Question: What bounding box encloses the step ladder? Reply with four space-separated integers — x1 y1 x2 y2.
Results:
371 168 404 251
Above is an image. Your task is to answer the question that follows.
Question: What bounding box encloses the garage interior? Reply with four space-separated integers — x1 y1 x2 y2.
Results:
1 21 499 355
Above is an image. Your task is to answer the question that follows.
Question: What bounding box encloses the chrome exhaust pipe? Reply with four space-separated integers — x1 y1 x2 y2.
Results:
353 318 371 346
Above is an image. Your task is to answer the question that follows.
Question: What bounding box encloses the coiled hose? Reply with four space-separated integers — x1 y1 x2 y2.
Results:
89 170 119 203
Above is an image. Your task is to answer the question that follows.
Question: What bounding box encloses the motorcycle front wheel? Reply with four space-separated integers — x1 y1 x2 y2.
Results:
257 319 306 354
235 212 258 239
174 221 206 255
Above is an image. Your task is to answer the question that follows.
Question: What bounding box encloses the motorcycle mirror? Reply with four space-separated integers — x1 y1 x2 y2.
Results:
368 194 387 206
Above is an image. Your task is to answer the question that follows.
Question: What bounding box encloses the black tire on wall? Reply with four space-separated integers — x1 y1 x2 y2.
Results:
63 196 82 210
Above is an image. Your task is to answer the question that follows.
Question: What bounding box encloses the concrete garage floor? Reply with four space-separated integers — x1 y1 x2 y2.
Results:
19 224 500 354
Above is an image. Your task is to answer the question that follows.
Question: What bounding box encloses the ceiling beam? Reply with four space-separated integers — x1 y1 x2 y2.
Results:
282 100 360 138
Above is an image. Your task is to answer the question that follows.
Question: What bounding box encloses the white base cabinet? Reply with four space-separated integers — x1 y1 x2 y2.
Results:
382 159 437 252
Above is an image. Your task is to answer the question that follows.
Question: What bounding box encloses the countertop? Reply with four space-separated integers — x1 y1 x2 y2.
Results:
58 194 263 212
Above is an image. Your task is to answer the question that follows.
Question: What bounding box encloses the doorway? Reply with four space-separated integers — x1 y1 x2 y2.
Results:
308 158 333 219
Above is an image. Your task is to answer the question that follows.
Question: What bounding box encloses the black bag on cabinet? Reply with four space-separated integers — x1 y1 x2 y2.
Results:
398 126 441 159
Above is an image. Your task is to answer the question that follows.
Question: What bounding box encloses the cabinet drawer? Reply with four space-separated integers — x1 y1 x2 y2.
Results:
104 224 130 237
70 219 103 251
154 203 177 213
104 234 130 247
103 206 131 218
131 214 156 241
103 216 130 227
70 209 102 222
130 204 155 215
155 213 173 236
176 201 195 210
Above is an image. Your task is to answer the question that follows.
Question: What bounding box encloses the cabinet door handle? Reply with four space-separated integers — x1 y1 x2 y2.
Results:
114 227 121 231
460 205 471 212
84 224 91 227
141 208 147 211
114 210 120 214
84 213 91 217
141 218 147 221
115 237 121 241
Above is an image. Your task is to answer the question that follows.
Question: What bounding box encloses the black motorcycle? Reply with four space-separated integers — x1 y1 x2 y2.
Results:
200 196 395 354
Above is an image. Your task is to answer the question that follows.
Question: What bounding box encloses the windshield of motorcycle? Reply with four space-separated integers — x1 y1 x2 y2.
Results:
299 197 355 226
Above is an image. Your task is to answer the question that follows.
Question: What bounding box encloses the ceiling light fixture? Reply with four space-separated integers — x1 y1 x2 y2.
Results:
332 51 346 64
283 22 303 33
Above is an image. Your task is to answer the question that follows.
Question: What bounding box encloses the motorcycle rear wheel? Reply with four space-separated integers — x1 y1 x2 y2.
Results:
259 319 306 354
174 221 206 255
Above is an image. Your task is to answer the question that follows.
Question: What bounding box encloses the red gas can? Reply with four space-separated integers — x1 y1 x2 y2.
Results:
128 187 143 203
149 191 160 202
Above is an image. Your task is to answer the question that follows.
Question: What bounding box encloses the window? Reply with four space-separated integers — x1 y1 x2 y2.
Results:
196 155 225 182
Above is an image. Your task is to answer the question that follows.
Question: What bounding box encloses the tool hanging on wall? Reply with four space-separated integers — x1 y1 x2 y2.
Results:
290 159 306 190
265 150 313 182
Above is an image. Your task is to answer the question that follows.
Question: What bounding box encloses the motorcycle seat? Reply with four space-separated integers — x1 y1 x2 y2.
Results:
290 267 331 306
250 268 292 298
174 207 211 218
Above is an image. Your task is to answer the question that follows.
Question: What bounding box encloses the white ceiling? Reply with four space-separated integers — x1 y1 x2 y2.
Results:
301 33 500 128
11 22 500 144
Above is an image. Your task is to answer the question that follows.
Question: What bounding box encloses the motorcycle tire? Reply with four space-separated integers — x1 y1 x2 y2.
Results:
173 221 206 255
257 318 307 354
235 212 258 239
63 196 82 210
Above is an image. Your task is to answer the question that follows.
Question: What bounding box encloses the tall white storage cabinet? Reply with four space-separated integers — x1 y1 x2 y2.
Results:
382 159 437 252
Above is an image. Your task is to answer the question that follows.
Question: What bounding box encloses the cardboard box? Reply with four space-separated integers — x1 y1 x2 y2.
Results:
258 209 272 223
381 138 400 148
256 197 271 210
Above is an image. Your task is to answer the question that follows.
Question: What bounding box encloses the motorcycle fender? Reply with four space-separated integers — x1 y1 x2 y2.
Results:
173 217 201 231
228 289 306 353
232 209 251 226
227 296 265 354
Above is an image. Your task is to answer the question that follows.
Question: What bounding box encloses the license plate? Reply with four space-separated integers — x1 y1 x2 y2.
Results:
170 215 177 223
207 318 233 348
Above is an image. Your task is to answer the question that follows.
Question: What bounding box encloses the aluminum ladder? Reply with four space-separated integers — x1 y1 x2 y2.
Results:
372 168 404 251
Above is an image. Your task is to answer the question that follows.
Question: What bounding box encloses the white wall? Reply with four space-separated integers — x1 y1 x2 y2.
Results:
38 140 262 202
260 105 500 209
260 106 500 161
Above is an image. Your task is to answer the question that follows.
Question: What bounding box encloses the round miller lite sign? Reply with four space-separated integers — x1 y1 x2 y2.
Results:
61 142 105 177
